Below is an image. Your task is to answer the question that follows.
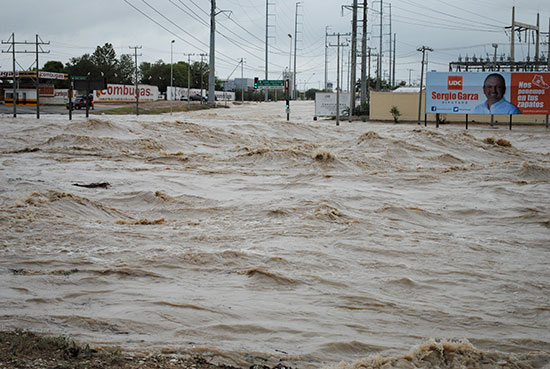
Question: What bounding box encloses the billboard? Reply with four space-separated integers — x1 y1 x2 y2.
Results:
0 71 66 80
426 72 550 115
94 84 159 102
314 92 351 117
166 86 235 101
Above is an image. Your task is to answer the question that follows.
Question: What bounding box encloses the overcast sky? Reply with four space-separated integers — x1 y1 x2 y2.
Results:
1 0 549 90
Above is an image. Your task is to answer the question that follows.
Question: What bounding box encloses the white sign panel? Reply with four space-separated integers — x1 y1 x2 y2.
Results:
167 86 235 101
94 84 159 102
38 71 66 80
0 71 66 80
315 92 351 117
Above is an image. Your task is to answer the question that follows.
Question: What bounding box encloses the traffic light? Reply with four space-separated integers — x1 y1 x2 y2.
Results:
254 77 259 89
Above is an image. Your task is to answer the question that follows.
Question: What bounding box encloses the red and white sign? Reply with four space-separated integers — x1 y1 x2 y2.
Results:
447 75 463 90
94 84 159 102
510 73 550 114
0 71 66 80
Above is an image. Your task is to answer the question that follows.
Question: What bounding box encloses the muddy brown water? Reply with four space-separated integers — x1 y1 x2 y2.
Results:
1 101 549 368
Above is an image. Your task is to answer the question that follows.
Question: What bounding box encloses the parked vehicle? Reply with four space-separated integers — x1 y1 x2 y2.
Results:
189 94 206 102
66 95 94 110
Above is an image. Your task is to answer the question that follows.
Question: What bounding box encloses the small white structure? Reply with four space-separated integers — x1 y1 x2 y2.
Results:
314 92 351 119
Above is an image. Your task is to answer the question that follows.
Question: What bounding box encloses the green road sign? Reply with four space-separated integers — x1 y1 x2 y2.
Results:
258 79 284 87
71 76 88 80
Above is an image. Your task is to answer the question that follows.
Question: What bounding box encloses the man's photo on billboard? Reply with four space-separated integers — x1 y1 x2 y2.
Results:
472 73 520 114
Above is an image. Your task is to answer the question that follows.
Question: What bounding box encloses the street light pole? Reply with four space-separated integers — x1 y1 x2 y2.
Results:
305 73 315 91
288 34 292 86
170 40 175 115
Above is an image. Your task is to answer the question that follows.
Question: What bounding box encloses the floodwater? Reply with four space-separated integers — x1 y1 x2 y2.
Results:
1 101 549 368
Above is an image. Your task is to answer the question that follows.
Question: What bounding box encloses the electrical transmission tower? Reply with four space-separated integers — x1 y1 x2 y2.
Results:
265 0 275 101
293 2 303 100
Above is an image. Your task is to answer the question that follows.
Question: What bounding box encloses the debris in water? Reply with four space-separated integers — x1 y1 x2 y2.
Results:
72 182 110 189
483 137 512 147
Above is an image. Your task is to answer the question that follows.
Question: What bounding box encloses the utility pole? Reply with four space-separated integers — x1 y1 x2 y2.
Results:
367 47 371 103
342 0 358 121
328 32 351 126
129 46 142 115
6 33 17 118
265 0 269 102
377 0 383 90
293 2 302 100
2 33 49 118
388 3 392 87
360 2 368 108
199 53 208 103
325 26 330 91
535 13 550 66
342 41 348 93
170 40 175 115
392 33 396 86
11 34 16 118
337 34 342 126
492 43 498 69
183 53 195 111
241 58 244 102
347 44 351 92
509 7 541 67
407 68 413 86
511 7 515 63
209 0 216 104
417 46 433 124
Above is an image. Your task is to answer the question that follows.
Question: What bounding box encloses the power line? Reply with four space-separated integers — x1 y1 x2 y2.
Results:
139 0 285 69
398 0 504 29
121 0 276 72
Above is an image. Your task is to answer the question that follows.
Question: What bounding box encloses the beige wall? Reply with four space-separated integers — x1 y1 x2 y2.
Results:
370 91 549 124
371 92 422 121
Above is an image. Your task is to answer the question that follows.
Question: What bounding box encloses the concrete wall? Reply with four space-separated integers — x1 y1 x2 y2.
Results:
370 91 549 124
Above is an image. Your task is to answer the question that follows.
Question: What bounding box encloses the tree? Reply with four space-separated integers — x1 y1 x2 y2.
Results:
42 61 64 73
90 43 118 82
305 88 322 100
65 54 97 79
59 44 221 92
140 60 170 92
356 77 396 91
390 105 401 123
115 54 135 85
